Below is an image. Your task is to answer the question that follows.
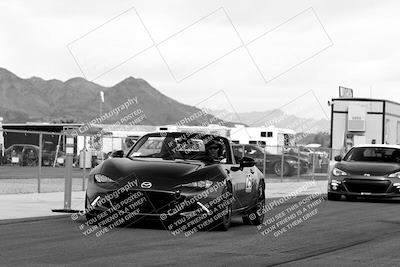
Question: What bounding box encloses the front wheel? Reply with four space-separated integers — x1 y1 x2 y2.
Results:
273 161 290 176
85 194 101 224
327 192 341 201
346 195 357 201
243 181 265 225
214 202 232 231
213 184 233 231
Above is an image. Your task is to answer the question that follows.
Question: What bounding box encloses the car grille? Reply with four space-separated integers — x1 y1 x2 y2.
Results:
344 179 391 193
108 190 186 214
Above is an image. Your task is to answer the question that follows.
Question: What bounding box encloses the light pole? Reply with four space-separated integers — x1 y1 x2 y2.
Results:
0 117 3 157
52 132 80 213
100 91 104 162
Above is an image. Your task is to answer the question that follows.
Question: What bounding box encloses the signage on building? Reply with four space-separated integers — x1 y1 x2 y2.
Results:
339 86 354 98
348 104 366 132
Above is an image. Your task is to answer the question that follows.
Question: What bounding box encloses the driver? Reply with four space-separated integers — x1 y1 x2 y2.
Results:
205 140 223 162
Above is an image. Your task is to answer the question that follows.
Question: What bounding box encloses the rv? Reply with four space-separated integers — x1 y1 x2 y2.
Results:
230 125 295 154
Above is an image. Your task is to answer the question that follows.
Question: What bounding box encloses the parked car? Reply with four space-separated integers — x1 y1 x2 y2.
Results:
1 144 65 166
85 132 266 231
232 144 309 176
285 145 313 161
328 144 400 201
2 144 39 166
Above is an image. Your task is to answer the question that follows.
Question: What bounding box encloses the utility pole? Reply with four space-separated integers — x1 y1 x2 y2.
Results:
100 91 104 162
52 132 80 213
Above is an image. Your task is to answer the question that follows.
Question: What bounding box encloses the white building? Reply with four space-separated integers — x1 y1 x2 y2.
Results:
77 125 157 154
230 125 296 154
80 123 295 155
156 124 231 138
330 97 400 155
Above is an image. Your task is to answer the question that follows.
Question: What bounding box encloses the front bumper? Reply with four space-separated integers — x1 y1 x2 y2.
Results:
86 184 226 222
328 176 400 198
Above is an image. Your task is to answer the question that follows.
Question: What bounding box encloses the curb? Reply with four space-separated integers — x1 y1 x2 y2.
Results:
0 214 70 225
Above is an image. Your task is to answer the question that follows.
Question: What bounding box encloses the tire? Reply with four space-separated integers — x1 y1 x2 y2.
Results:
214 184 233 231
214 202 232 231
327 192 341 201
300 167 308 174
346 195 357 201
85 194 100 225
242 181 265 225
85 212 99 225
273 161 290 176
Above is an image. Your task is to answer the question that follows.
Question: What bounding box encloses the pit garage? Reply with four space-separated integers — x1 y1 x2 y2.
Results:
330 97 400 155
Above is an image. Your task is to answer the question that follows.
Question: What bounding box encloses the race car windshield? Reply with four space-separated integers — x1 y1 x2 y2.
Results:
128 136 167 158
128 134 226 162
344 147 400 163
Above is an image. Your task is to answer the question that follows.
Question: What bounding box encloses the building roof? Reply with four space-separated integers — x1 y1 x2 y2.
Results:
3 123 83 127
332 97 400 106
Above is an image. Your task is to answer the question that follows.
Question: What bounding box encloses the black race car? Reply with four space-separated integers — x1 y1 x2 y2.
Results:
328 144 400 201
232 144 309 176
85 132 265 231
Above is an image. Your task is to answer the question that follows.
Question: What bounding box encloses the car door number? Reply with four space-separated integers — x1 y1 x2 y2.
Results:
245 173 253 193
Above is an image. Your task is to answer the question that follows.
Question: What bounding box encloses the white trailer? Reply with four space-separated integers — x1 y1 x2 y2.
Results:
230 125 295 154
76 125 156 155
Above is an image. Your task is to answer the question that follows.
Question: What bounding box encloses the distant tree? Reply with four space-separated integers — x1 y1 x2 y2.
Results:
51 117 78 124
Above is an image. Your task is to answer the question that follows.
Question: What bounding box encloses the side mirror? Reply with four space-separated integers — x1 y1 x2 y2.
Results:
110 150 124 158
240 156 256 168
334 155 342 162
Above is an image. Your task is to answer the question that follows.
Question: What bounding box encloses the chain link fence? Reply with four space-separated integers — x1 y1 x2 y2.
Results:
0 129 135 194
0 128 339 193
232 144 336 183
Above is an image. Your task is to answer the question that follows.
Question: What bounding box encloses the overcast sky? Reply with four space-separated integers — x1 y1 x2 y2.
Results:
1 0 400 119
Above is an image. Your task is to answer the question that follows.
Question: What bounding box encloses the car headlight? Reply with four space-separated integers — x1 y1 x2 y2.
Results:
180 180 213 189
286 159 298 165
94 174 115 183
388 171 400 178
332 167 347 176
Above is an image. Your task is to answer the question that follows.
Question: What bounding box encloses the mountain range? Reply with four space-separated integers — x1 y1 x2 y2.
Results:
0 68 329 132
0 68 226 126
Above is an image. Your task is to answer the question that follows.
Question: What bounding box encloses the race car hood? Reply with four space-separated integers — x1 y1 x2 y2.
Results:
98 158 225 190
335 161 400 176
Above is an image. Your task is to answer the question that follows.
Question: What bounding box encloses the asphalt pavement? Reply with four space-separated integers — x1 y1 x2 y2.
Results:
0 180 327 220
1 196 400 266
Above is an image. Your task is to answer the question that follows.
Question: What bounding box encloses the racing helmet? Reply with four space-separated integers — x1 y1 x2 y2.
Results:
205 139 223 157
